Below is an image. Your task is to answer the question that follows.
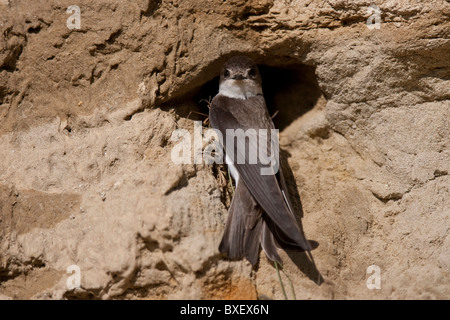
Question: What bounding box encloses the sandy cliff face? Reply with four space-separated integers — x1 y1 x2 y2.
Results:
0 0 448 299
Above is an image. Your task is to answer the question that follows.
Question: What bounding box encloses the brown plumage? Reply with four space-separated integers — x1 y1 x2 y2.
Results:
209 56 310 265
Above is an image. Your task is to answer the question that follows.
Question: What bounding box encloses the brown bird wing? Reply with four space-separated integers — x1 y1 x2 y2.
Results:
218 180 263 265
210 94 310 252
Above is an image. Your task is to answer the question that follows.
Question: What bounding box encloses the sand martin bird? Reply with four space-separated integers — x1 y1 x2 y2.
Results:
209 56 311 265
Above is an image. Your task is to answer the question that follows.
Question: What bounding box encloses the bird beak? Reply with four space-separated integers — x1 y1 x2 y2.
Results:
232 74 246 80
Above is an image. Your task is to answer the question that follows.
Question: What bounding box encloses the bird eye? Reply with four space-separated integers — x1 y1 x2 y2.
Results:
224 69 230 78
248 68 257 79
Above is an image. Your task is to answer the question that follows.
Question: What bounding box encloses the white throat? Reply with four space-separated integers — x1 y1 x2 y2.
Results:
219 79 262 99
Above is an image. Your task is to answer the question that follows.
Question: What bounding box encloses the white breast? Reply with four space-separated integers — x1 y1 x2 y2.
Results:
219 79 262 100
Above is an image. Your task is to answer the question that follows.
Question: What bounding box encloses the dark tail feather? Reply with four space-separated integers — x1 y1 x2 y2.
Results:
220 179 309 266
261 221 282 264
219 182 263 265
219 194 245 260
244 217 263 265
270 218 311 251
